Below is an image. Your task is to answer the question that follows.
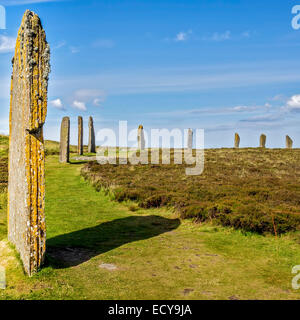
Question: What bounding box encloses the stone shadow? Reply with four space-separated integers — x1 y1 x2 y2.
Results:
46 215 180 268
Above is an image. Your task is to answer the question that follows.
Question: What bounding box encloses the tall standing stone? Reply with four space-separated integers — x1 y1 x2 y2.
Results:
78 116 83 155
187 129 193 150
137 125 145 150
286 135 293 149
260 134 266 148
88 116 96 153
234 133 240 148
60 117 70 163
8 10 50 275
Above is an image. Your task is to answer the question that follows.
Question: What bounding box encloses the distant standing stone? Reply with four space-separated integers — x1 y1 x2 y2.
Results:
260 134 266 148
286 135 293 149
187 129 193 150
234 133 240 148
138 125 145 150
88 116 96 153
78 116 83 155
60 117 70 163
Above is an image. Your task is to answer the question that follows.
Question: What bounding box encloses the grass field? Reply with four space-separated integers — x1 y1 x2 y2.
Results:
82 148 300 234
0 135 300 299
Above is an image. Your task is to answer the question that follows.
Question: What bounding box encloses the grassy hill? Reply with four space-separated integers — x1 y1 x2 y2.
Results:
0 135 300 299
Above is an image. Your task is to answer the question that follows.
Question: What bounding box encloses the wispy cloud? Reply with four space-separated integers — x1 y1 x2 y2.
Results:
51 67 300 96
92 39 115 48
70 46 80 54
0 35 15 53
270 94 287 102
164 30 192 42
74 89 106 107
54 40 67 50
203 30 231 42
240 94 300 122
240 113 283 123
147 103 271 118
72 100 87 112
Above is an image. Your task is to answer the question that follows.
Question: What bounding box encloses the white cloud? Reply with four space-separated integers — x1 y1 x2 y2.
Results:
93 98 103 106
0 35 15 53
175 30 192 42
49 98 64 110
175 32 187 42
72 100 87 111
286 95 300 112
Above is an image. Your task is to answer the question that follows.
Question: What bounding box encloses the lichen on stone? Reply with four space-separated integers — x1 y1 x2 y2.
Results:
8 10 50 276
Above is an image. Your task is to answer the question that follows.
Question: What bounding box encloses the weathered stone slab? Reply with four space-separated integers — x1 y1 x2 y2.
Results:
8 10 50 275
78 116 83 155
137 125 145 150
260 134 266 148
234 133 240 148
286 135 293 149
88 116 96 153
187 129 193 150
59 117 70 163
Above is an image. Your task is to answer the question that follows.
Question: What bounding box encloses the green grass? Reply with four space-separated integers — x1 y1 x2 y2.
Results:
45 140 78 156
0 137 300 299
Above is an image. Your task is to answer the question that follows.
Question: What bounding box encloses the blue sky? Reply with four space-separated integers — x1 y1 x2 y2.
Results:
1 0 300 147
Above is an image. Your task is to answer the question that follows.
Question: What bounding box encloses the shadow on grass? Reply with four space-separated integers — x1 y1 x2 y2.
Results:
46 215 180 268
69 161 89 165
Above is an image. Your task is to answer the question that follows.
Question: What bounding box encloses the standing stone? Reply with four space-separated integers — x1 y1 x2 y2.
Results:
286 135 293 149
260 134 266 148
137 125 145 150
8 10 50 276
234 133 240 148
187 129 193 150
59 117 70 163
78 116 83 155
88 116 96 153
